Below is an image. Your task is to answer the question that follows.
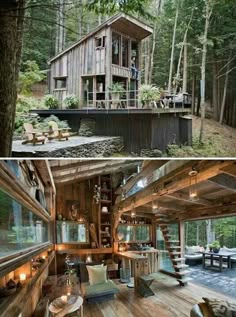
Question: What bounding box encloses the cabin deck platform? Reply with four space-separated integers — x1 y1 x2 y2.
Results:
31 108 192 153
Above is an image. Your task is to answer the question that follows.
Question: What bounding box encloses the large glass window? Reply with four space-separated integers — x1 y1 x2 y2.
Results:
0 189 49 259
118 225 151 242
57 221 88 243
112 33 121 65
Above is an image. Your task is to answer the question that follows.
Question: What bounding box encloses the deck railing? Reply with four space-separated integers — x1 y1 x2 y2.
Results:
86 90 192 110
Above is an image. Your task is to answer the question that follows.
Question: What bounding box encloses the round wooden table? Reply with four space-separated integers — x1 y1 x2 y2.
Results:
49 295 83 317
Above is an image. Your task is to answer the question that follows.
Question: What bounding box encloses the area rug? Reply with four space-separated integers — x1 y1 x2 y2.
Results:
189 265 236 298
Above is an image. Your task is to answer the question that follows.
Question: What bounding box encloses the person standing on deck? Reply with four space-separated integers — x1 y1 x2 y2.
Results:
131 56 139 80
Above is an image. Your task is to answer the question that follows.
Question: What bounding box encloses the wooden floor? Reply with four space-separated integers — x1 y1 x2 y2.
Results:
83 273 236 317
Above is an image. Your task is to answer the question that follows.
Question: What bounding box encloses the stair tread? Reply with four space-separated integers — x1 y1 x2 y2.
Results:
166 240 180 243
177 277 192 285
168 246 181 249
170 251 182 255
172 257 186 262
175 270 191 276
174 264 189 269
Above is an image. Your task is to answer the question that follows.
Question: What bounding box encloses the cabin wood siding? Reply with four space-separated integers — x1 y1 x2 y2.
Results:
50 28 109 107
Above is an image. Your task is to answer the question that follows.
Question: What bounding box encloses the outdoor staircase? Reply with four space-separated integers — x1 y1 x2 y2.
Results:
158 220 191 286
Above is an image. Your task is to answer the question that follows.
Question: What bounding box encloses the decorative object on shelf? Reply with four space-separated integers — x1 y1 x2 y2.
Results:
102 181 108 189
102 206 108 213
67 200 80 221
93 184 101 204
189 169 199 201
65 255 77 286
102 193 109 200
89 223 99 248
86 255 92 263
57 213 63 220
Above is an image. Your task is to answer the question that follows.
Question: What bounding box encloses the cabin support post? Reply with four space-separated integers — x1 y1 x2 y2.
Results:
105 28 112 108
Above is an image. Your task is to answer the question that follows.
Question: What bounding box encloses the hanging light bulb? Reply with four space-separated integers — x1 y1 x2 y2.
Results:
152 196 158 211
131 200 136 218
189 169 198 201
137 165 141 173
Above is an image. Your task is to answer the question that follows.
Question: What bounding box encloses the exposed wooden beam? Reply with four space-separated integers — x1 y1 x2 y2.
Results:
51 160 111 173
33 160 56 194
220 162 236 177
170 202 236 221
55 162 139 185
112 160 235 239
145 201 187 212
166 192 213 206
208 174 236 192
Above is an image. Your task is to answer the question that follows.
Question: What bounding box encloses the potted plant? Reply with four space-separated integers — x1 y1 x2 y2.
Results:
139 84 161 109
211 240 221 253
44 95 59 109
63 94 80 109
108 82 125 109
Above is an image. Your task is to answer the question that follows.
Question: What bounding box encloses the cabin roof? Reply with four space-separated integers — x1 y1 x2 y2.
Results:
48 13 153 63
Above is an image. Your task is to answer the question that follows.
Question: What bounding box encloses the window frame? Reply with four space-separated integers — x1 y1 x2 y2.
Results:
54 76 67 90
117 224 152 243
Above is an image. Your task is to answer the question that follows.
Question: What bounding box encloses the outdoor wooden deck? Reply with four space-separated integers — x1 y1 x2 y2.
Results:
83 273 236 317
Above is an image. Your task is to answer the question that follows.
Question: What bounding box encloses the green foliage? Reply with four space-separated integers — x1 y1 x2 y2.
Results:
44 95 59 109
210 240 220 249
18 61 46 95
39 115 69 130
108 82 126 94
63 94 80 109
139 84 160 105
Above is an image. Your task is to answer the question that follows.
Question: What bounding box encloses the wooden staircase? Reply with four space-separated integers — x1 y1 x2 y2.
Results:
159 221 191 286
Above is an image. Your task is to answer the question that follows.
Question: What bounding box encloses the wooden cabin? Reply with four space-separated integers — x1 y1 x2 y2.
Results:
48 14 153 108
0 159 236 317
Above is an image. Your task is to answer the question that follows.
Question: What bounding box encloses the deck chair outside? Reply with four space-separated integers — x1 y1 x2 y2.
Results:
22 123 47 145
49 121 70 141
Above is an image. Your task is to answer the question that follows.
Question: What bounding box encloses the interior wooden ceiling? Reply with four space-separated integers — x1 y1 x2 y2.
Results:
113 160 236 225
49 159 143 185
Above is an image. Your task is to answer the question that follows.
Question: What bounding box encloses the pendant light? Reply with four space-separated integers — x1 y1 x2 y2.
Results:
189 169 198 201
130 200 136 218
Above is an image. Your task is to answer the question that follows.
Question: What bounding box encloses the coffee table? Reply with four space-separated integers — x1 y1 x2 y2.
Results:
201 251 236 272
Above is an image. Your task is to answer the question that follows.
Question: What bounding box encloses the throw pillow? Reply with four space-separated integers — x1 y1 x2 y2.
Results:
87 265 107 286
203 298 236 317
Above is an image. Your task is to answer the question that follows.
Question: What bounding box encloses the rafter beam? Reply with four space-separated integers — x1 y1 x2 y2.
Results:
166 192 212 206
55 162 139 185
208 174 236 192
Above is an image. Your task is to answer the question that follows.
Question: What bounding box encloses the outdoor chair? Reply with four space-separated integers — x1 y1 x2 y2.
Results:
48 121 71 141
22 123 47 146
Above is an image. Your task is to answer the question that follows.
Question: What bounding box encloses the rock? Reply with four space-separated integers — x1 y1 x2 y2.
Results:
140 148 162 157
79 119 96 137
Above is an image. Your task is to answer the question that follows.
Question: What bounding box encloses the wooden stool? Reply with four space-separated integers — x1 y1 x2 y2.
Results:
137 275 155 297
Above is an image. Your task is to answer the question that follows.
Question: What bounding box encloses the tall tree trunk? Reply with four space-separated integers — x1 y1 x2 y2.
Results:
199 0 213 143
191 73 196 114
219 53 232 124
212 60 218 120
56 0 66 53
168 0 180 94
0 1 25 157
183 43 188 93
144 38 150 84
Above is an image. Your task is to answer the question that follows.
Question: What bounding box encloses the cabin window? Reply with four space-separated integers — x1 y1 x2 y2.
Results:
54 77 67 89
118 224 151 242
56 221 89 243
95 36 106 48
122 37 129 68
112 32 121 65
0 188 49 259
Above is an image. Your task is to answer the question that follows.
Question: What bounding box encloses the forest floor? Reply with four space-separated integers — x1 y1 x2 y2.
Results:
166 115 236 157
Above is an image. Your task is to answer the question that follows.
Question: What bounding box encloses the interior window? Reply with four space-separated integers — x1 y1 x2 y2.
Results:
122 37 129 68
55 77 67 89
112 33 121 65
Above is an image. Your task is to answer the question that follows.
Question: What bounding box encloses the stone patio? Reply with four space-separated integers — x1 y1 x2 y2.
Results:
12 136 124 157
189 264 236 298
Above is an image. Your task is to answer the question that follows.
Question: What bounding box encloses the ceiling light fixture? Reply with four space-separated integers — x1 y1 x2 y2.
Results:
189 169 199 201
131 200 136 218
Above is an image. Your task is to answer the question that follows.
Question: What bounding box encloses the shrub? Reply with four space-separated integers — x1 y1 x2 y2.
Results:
108 82 126 94
44 95 59 109
39 115 69 130
139 85 161 107
64 94 79 109
18 60 46 95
